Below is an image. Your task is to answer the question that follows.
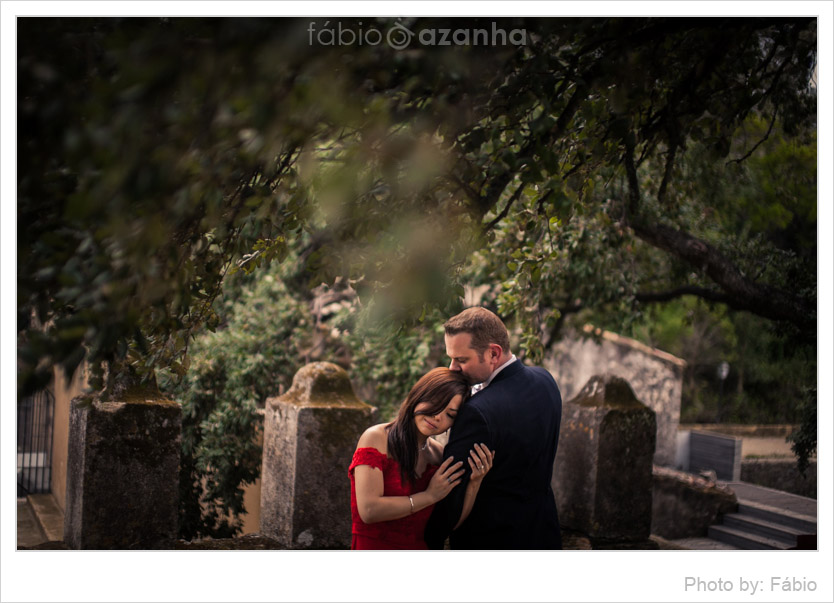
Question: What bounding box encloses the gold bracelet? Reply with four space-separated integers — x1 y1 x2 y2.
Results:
408 495 414 513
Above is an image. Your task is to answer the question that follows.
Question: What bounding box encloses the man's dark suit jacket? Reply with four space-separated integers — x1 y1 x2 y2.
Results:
424 360 563 549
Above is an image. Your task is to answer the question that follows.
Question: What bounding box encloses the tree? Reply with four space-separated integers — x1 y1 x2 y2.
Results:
447 18 815 335
17 17 501 395
19 17 816 464
18 17 360 396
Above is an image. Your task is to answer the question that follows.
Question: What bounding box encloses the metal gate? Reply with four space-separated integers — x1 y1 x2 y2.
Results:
17 389 54 496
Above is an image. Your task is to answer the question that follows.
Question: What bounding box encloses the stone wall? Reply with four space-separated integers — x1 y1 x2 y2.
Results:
545 326 685 466
741 459 817 499
683 423 795 438
651 465 738 539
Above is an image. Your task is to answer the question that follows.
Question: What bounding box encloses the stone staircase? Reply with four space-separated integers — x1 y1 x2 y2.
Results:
708 483 817 550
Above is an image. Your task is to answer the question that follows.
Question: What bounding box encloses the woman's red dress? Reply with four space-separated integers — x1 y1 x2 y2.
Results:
348 447 439 550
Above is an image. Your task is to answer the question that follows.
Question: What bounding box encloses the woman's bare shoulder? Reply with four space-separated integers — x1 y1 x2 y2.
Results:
356 423 390 453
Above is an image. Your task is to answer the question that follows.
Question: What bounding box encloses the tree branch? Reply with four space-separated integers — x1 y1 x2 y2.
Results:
635 286 731 305
657 140 678 206
729 107 778 164
483 182 525 233
629 219 815 333
623 132 641 218
546 301 585 344
473 71 595 220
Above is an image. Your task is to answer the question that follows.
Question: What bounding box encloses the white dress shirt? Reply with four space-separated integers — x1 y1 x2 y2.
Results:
471 354 517 394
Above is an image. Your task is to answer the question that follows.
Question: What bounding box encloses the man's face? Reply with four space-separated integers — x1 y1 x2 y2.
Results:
445 332 494 386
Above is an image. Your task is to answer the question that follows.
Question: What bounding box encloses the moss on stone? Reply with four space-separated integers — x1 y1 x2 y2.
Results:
310 406 374 452
66 389 181 549
572 374 646 410
279 362 367 408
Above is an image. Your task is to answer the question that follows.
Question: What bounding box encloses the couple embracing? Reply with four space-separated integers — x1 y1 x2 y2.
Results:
348 306 563 550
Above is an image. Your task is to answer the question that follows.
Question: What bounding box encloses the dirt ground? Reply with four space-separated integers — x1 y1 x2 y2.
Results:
741 436 795 458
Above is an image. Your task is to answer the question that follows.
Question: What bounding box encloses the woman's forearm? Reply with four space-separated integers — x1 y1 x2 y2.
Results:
358 490 435 524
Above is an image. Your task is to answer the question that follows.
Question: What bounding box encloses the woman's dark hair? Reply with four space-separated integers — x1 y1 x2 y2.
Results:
386 367 470 485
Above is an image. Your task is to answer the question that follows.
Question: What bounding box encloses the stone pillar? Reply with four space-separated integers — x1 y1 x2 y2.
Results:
64 395 181 549
259 362 375 549
545 326 684 466
551 374 656 545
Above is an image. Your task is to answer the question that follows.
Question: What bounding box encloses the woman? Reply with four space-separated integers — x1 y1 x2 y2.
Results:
349 367 495 549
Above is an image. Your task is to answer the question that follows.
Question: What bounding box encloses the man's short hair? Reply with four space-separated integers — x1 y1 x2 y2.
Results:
444 307 510 356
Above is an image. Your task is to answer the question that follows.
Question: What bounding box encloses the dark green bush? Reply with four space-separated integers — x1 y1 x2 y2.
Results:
160 266 311 540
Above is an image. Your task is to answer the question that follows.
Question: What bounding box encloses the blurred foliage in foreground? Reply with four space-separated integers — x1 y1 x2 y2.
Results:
17 17 818 536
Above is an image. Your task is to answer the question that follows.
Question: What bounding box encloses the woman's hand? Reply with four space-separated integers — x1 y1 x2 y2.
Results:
425 456 465 503
467 443 495 485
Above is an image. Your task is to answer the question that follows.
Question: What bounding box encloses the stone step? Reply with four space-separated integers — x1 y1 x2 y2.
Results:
708 524 791 550
737 500 817 534
27 493 64 542
705 482 817 550
721 512 804 547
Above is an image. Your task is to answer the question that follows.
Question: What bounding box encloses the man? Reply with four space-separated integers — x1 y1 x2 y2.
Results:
424 306 562 549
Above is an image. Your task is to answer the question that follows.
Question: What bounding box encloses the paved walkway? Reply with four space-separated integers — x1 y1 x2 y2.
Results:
662 535 740 550
17 494 64 548
17 499 48 548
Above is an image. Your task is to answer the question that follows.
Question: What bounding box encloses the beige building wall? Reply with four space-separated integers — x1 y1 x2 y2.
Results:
240 478 262 534
239 414 264 534
545 325 686 467
50 364 88 513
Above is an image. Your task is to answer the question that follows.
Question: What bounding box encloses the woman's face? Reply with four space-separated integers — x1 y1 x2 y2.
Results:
414 394 464 437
